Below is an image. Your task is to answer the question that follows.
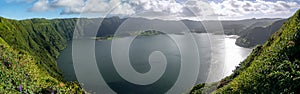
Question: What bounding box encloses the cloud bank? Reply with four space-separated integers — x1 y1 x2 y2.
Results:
27 0 300 20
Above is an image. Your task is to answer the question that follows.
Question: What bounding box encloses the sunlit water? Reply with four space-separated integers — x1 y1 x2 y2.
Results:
224 35 253 76
57 33 252 93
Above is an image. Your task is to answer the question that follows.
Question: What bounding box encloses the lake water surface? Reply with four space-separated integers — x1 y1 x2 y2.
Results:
57 33 252 93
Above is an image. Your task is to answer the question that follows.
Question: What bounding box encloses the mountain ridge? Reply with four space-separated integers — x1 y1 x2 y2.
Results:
235 19 287 48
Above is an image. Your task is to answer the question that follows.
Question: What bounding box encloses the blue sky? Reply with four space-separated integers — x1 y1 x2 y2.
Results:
0 0 300 20
0 0 78 20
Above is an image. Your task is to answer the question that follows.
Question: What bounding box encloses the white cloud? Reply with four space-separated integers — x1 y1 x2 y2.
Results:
110 2 136 15
29 0 52 12
210 0 300 19
29 0 135 15
28 0 300 20
53 0 86 14
79 0 135 15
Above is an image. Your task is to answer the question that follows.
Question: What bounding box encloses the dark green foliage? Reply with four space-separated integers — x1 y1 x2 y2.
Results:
137 30 165 36
190 83 206 94
192 9 300 94
0 17 83 93
190 82 219 94
214 9 300 93
0 38 83 93
0 17 77 79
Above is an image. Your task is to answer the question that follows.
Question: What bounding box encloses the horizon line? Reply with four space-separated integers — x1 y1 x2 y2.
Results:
0 16 286 21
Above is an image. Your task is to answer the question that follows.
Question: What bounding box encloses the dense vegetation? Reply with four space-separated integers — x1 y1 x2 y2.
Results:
236 19 286 48
191 9 300 94
0 17 84 93
0 13 286 93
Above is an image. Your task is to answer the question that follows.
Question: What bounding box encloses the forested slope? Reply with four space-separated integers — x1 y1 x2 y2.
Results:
0 17 84 93
235 19 286 48
191 9 300 94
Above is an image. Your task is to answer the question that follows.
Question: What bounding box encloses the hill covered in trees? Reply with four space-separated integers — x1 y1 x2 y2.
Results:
0 13 285 93
0 17 83 93
191 9 300 94
235 19 287 48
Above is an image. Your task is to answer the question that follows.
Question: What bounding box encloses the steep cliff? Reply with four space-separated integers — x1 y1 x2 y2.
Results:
0 17 83 93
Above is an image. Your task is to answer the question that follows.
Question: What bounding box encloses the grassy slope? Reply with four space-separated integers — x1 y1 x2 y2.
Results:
0 17 84 93
191 9 300 93
216 9 300 93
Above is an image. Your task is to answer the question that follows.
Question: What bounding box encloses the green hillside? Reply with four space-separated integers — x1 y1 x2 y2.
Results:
0 17 84 93
235 19 286 48
191 9 300 94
